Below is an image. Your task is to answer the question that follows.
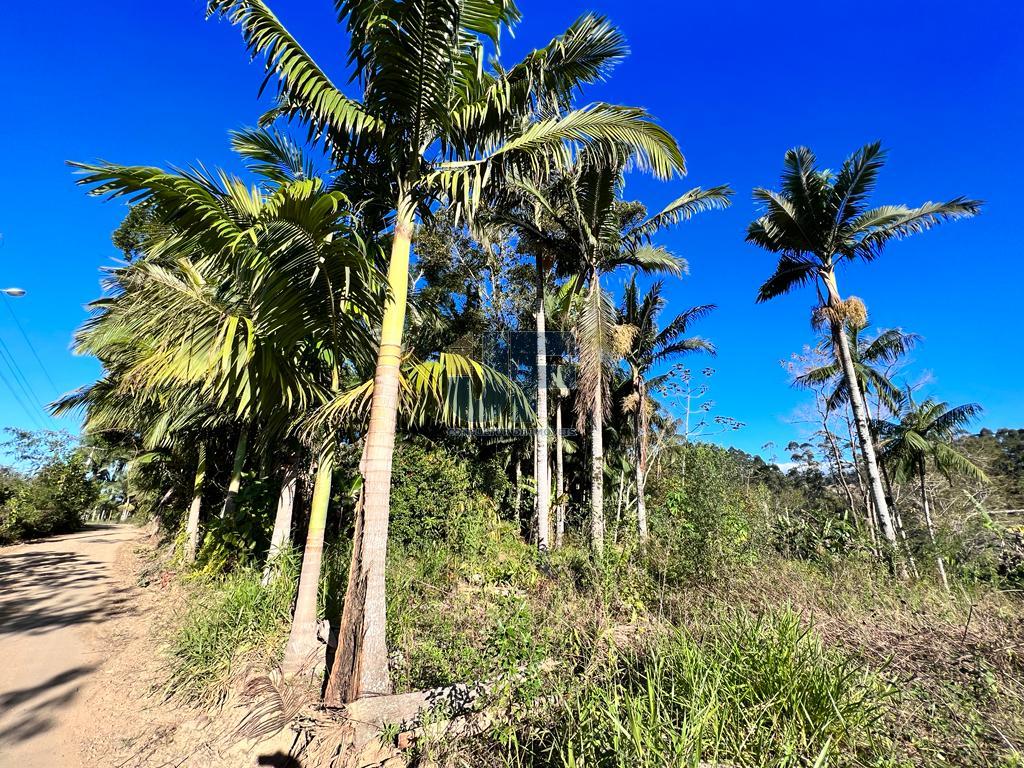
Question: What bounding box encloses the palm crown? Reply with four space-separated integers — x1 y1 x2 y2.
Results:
877 391 988 485
747 142 981 303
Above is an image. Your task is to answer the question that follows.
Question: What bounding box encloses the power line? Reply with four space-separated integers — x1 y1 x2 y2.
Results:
0 359 45 430
1 294 60 395
0 335 51 426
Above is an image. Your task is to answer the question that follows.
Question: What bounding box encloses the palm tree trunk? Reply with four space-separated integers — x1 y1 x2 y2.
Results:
281 453 333 677
823 275 899 556
590 279 605 556
535 269 550 550
635 383 650 540
325 195 413 705
184 443 206 564
514 457 522 518
613 467 625 543
919 461 949 592
263 462 298 584
554 400 565 548
220 429 249 519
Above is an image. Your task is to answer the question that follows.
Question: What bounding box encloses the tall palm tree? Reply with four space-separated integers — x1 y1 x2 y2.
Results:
208 0 687 702
877 392 988 591
619 276 714 540
746 142 980 557
514 156 730 552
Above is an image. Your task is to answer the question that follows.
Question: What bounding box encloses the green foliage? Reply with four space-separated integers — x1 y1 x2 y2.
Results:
493 609 894 768
193 475 277 572
649 443 762 582
166 551 298 702
389 440 498 554
0 430 99 543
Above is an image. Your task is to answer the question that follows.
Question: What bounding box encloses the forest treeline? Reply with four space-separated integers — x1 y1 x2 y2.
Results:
2 1 1022 766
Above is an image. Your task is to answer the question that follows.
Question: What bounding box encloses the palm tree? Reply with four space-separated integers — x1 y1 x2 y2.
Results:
208 0 688 702
877 392 988 591
513 156 730 552
796 322 920 416
796 322 920 545
619 276 714 540
746 142 980 558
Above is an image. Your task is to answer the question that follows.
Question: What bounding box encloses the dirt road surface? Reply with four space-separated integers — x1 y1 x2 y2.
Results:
0 525 142 768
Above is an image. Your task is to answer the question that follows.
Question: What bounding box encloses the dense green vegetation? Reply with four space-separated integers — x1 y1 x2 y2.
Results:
2 0 1017 765
0 429 101 543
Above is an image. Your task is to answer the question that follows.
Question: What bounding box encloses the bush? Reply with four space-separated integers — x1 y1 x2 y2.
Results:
649 443 763 583
389 440 496 554
0 453 97 543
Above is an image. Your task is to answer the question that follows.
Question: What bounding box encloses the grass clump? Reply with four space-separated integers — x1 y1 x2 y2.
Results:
165 550 298 703
489 609 895 768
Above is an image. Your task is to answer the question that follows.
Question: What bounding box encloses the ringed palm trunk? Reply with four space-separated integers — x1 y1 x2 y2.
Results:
635 382 650 541
324 195 413 705
220 429 249 519
823 274 899 555
184 443 207 564
589 275 605 555
281 453 333 677
263 462 298 584
534 269 550 550
554 401 565 548
919 461 950 593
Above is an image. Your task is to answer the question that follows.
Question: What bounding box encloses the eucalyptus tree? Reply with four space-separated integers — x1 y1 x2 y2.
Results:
877 392 988 591
619 275 714 540
746 142 980 556
208 0 686 702
512 156 729 552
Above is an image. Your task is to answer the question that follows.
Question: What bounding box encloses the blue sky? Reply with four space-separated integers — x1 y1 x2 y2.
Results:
0 0 1021 458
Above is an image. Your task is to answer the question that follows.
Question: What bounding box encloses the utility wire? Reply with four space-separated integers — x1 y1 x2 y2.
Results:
0 360 45 430
1 294 60 395
0 335 52 427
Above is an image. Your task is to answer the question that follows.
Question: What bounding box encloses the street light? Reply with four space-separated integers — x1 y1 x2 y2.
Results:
1 288 25 297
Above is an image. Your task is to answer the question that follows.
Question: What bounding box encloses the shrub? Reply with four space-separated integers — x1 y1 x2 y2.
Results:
389 440 495 554
0 453 96 543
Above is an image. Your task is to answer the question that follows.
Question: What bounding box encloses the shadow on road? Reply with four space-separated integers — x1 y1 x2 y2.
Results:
0 666 96 748
0 548 136 636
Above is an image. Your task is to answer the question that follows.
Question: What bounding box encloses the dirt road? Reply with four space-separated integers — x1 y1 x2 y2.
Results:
0 525 142 768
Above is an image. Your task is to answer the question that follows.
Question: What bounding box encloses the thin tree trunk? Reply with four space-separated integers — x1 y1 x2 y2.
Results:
281 454 333 677
635 382 650 540
822 419 857 516
920 461 949 592
220 429 249 519
534 270 550 550
263 462 298 585
325 195 413 705
823 274 899 556
514 457 522 519
554 401 565 548
590 278 605 556
184 444 206 564
615 467 625 526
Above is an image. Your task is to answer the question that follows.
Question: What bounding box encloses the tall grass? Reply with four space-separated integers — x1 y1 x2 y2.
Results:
499 609 895 768
165 549 299 702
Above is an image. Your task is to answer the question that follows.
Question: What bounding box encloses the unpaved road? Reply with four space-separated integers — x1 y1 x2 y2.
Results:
0 525 142 768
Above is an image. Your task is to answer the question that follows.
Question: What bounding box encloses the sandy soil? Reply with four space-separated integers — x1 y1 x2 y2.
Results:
0 524 144 768
0 524 378 768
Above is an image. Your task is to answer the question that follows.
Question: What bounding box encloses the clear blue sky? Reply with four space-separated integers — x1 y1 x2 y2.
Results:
1 0 1021 458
